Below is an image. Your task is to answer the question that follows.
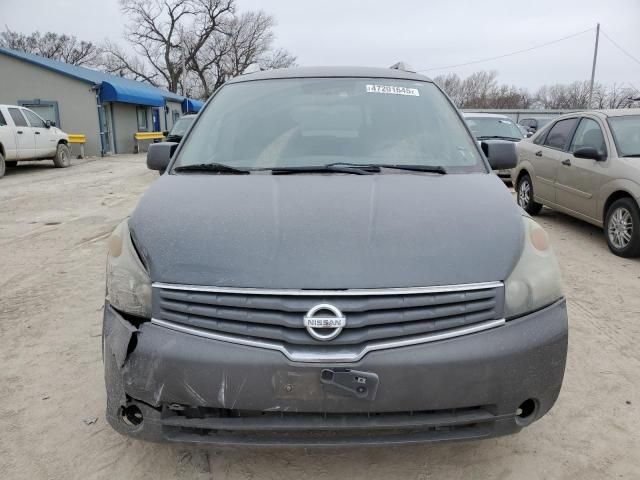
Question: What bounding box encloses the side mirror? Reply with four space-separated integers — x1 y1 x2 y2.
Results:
526 132 534 138
45 120 53 128
481 140 518 170
147 142 178 173
573 147 603 161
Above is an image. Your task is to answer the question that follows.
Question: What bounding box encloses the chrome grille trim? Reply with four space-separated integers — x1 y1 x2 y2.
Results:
150 317 506 363
152 281 504 297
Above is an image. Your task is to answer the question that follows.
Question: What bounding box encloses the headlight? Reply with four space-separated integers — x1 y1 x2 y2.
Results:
106 220 152 318
504 216 563 318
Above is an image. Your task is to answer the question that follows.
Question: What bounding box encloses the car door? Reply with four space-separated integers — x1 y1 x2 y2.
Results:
555 117 607 220
7 107 36 159
528 118 579 203
22 108 56 158
0 108 19 160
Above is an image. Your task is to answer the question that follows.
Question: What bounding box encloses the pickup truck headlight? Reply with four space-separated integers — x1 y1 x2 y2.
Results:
106 220 152 318
504 216 563 318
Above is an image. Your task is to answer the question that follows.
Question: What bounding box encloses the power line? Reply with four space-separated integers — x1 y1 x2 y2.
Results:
600 29 640 66
416 28 594 72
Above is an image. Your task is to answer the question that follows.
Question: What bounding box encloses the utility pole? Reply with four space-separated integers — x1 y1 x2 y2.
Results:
588 23 600 109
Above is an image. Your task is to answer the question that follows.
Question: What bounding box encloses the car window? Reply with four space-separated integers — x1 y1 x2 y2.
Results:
608 115 640 158
570 118 606 157
543 118 578 150
8 108 28 127
465 117 523 140
0 110 6 126
22 109 47 128
174 77 486 173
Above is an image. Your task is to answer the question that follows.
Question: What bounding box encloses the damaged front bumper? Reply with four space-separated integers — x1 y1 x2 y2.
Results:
103 299 568 446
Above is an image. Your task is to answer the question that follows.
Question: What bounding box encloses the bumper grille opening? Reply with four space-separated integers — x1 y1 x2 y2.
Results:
159 405 499 445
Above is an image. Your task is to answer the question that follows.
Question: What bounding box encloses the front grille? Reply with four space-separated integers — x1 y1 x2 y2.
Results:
152 282 504 352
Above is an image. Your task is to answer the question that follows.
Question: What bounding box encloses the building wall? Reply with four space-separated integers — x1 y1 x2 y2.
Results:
0 53 102 156
112 103 140 154
166 100 183 131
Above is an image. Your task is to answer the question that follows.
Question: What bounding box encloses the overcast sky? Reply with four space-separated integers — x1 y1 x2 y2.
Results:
2 0 639 92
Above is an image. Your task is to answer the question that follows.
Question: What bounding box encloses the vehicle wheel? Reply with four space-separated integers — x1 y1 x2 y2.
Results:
517 173 543 215
53 143 71 168
604 198 640 257
5 160 17 168
0 153 5 178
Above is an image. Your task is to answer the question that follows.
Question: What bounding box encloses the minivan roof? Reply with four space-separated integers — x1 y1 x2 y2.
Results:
227 66 433 84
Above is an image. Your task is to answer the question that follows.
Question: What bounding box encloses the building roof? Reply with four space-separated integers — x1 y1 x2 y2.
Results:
227 66 433 84
0 47 202 109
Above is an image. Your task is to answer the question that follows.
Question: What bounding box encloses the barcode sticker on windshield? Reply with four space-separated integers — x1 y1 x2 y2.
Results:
366 84 420 96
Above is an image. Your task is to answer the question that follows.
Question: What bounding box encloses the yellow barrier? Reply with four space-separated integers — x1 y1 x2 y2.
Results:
68 134 86 158
134 131 165 153
134 131 165 141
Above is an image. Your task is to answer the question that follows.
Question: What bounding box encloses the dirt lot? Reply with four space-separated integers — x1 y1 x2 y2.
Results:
1 155 639 479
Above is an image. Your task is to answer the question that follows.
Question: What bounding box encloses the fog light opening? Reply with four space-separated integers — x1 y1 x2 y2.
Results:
121 404 143 427
516 399 537 426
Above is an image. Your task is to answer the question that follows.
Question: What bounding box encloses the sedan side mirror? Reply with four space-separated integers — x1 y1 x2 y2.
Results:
45 120 54 128
573 147 603 161
147 142 179 173
481 140 518 170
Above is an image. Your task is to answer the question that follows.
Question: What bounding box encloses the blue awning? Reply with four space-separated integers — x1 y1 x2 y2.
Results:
182 98 204 113
100 81 165 107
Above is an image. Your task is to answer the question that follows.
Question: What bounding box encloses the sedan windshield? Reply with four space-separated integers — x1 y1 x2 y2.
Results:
173 77 486 173
465 116 523 140
168 116 195 138
608 115 640 157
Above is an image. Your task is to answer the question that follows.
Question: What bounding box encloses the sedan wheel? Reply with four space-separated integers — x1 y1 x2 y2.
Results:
608 207 633 249
517 174 542 215
605 198 640 257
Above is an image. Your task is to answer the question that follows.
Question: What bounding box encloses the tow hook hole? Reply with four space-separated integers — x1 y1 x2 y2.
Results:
516 399 537 425
121 404 143 427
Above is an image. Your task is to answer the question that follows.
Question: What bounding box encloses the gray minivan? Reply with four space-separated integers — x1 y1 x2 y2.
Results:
103 67 568 446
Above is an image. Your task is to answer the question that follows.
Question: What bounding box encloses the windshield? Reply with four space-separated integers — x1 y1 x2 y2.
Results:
173 77 486 173
465 116 523 140
169 116 195 137
608 115 640 157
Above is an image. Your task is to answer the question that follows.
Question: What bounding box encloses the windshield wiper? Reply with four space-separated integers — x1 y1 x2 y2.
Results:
477 135 522 141
269 165 376 175
173 163 251 174
326 162 447 174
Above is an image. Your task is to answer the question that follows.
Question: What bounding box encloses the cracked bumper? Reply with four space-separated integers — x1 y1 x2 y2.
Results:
103 299 568 446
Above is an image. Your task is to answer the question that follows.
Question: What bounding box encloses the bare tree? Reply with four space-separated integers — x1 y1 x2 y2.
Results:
102 0 235 93
187 10 296 97
0 28 101 66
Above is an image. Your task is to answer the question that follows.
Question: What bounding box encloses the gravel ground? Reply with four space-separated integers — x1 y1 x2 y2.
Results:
1 155 639 479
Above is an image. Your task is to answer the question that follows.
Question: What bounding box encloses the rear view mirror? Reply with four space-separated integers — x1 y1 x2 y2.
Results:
573 147 603 161
481 140 518 170
147 142 179 173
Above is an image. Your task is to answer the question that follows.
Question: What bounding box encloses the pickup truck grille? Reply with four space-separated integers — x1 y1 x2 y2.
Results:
151 282 504 356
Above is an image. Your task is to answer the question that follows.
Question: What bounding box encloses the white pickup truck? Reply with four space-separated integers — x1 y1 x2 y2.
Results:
0 104 70 178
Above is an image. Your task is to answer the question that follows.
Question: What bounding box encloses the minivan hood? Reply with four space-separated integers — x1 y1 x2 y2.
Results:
130 173 524 289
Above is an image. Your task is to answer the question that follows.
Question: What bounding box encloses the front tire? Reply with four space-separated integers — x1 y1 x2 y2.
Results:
605 198 640 257
53 143 71 168
517 173 543 215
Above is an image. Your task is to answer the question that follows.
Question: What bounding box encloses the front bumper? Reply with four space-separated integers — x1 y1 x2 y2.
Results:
103 299 568 446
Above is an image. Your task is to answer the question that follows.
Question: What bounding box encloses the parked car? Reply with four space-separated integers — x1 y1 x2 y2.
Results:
0 104 70 178
163 113 197 143
519 117 551 134
513 109 640 257
463 112 523 181
103 67 567 446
